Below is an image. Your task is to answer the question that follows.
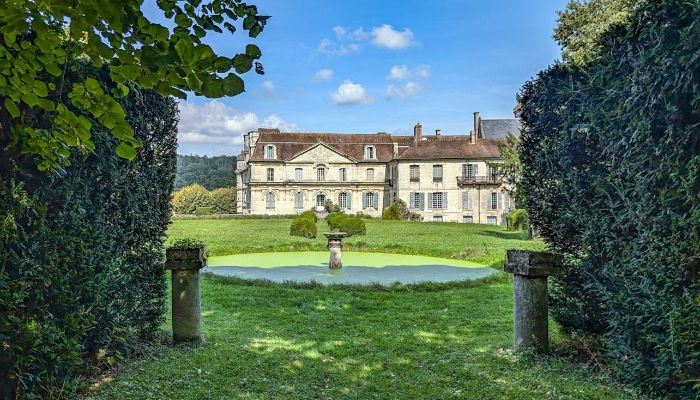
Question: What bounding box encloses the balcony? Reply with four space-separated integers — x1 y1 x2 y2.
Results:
456 175 502 186
410 177 420 183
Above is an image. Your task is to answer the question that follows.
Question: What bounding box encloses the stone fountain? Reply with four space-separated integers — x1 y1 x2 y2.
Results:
324 232 348 269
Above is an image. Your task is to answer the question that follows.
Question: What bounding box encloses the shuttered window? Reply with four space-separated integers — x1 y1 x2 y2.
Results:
462 191 473 210
317 167 325 181
295 168 303 181
339 168 347 182
431 192 444 209
432 165 443 182
410 165 420 182
266 168 274 181
294 192 303 209
266 192 275 210
366 168 374 181
338 192 348 209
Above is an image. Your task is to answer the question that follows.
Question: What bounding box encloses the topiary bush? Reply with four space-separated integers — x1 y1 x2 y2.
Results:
290 216 317 239
326 212 345 230
382 205 402 220
518 1 700 396
172 184 212 214
209 187 236 214
338 215 366 236
506 209 529 231
299 210 317 222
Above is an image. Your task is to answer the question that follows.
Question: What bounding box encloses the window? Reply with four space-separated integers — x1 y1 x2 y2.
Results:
339 168 347 182
265 145 275 159
411 192 422 209
266 192 275 210
366 168 374 181
410 165 420 182
489 192 501 210
462 191 473 210
294 192 303 209
433 165 443 182
317 167 325 181
431 192 444 209
266 168 274 181
316 193 326 207
364 192 377 209
463 164 475 180
365 146 375 159
338 192 348 209
433 216 443 222
487 216 497 225
463 215 473 223
295 168 303 181
488 165 498 182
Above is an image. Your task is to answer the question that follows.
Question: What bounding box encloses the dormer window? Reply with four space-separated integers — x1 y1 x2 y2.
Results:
364 146 375 160
265 145 276 159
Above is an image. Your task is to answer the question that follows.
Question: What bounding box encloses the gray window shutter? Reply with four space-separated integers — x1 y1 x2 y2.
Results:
503 192 509 211
474 164 479 175
443 192 448 209
419 193 425 210
462 192 468 209
374 191 379 209
347 192 352 209
427 193 433 210
497 193 503 210
362 192 367 209
409 192 415 209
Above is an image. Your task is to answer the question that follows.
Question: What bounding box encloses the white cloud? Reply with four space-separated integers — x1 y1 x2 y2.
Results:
314 68 334 81
261 80 276 96
316 38 360 56
332 26 347 39
371 25 415 49
386 81 424 98
178 101 298 146
387 64 431 80
330 80 372 105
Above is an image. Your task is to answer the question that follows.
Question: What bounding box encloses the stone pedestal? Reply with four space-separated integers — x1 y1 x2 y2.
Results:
164 246 206 343
324 232 348 269
504 250 562 352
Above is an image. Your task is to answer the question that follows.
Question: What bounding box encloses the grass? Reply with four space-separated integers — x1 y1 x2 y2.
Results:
86 275 641 399
84 219 640 399
167 218 546 267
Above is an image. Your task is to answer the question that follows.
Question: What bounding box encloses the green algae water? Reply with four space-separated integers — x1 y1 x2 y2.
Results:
206 252 496 285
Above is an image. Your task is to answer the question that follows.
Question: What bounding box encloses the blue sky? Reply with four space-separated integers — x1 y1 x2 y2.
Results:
167 0 568 155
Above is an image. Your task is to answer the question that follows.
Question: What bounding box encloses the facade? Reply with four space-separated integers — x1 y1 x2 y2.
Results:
236 112 521 224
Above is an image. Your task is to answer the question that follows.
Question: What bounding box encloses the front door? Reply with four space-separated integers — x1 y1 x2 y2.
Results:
316 194 326 208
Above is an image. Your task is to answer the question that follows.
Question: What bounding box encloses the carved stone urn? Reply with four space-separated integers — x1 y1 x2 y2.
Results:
324 232 348 269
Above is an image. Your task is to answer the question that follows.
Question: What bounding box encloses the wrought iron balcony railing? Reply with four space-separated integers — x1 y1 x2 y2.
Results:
457 175 502 186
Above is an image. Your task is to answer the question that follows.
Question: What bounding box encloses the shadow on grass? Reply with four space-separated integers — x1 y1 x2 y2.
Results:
479 230 531 240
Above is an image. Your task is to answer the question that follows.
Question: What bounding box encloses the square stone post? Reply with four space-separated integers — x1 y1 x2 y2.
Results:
504 250 562 352
164 245 206 343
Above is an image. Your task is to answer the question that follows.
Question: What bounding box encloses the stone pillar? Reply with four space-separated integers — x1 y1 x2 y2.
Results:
504 250 562 352
164 245 206 343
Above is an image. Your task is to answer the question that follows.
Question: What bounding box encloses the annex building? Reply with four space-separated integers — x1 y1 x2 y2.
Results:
235 112 520 224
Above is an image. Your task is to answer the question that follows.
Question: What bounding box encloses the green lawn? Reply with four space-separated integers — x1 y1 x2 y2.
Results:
167 218 546 267
87 275 641 399
85 219 641 399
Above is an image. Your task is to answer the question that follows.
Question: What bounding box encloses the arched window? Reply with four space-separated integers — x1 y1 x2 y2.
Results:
294 192 303 210
266 192 275 210
265 145 275 159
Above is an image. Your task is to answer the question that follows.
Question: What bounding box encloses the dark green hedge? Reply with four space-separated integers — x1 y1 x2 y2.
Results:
290 215 317 239
327 213 366 236
518 1 699 397
0 66 177 398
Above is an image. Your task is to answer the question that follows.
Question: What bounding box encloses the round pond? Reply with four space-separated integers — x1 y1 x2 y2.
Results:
205 252 496 285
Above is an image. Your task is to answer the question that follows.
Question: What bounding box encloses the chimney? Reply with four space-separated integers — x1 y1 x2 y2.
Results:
413 122 422 143
435 129 441 136
473 112 480 142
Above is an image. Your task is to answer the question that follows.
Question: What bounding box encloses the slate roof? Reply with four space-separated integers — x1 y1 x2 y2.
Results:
480 119 521 139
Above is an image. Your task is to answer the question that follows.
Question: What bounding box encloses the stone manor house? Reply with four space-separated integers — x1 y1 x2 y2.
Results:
235 112 520 224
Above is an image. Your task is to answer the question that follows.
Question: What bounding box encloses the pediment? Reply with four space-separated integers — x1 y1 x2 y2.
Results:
287 142 356 164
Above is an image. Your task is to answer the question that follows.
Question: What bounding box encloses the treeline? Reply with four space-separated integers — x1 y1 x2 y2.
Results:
175 154 237 190
518 0 699 397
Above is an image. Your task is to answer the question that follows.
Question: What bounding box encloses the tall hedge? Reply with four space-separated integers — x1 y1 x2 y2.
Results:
518 1 699 396
0 66 177 398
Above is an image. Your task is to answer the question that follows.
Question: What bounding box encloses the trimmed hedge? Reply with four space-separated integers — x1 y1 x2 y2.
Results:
299 210 317 223
327 213 366 236
290 216 317 238
172 185 236 215
518 1 700 396
0 65 177 398
382 205 402 220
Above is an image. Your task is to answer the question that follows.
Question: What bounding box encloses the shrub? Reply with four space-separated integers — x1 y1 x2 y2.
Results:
209 188 236 214
382 205 402 220
290 216 317 238
506 209 528 231
335 215 366 236
195 206 213 215
326 212 345 230
172 184 212 214
299 210 317 223
324 199 341 213
0 71 176 398
518 1 700 395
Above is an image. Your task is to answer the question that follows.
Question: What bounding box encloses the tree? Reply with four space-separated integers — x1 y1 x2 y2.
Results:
175 155 237 189
494 133 522 205
0 1 268 172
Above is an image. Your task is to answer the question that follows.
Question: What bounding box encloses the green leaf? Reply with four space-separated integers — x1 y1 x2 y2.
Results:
175 39 195 63
222 73 245 96
4 98 20 118
245 44 262 59
33 80 49 97
85 78 102 95
232 54 253 74
115 142 137 160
